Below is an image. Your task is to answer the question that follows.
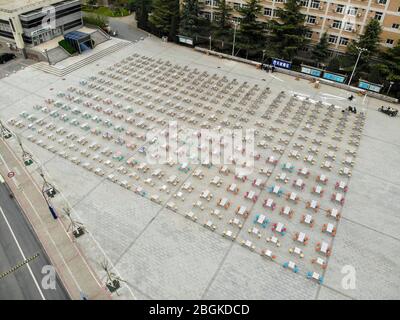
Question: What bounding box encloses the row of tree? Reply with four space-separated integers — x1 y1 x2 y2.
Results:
128 0 399 96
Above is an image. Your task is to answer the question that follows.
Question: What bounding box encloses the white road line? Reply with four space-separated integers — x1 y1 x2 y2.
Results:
0 205 46 300
270 74 284 82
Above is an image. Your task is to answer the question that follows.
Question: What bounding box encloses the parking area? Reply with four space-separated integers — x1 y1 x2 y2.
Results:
0 37 399 300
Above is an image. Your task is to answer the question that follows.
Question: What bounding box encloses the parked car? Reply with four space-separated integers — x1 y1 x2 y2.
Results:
0 53 16 64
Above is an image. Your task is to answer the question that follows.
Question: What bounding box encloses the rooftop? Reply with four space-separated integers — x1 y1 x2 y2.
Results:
0 0 69 14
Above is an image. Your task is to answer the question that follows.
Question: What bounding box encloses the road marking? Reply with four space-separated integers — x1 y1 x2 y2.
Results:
270 74 283 82
0 205 46 300
0 253 39 280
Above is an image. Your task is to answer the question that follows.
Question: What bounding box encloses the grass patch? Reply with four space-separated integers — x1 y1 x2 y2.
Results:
58 40 77 55
82 6 130 17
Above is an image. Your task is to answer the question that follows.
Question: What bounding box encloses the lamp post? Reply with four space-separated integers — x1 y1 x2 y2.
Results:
348 46 368 86
387 81 394 95
231 21 239 57
261 49 266 63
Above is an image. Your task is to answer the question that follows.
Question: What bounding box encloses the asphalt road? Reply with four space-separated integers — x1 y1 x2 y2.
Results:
0 182 70 300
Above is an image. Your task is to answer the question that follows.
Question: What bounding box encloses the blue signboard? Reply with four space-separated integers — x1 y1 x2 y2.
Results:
301 66 322 77
358 80 382 93
272 58 292 70
323 72 346 83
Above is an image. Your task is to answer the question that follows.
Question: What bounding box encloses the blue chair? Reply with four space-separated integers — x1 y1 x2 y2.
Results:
268 186 275 193
283 262 289 268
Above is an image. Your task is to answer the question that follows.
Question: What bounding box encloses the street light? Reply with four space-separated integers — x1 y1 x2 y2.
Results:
348 46 368 86
0 120 12 139
231 21 239 57
387 81 394 95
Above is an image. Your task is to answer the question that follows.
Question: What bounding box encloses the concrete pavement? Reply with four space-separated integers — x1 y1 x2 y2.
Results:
0 138 111 300
0 182 69 300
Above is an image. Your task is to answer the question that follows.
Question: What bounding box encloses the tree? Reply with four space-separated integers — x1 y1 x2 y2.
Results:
149 0 180 40
373 42 400 96
179 0 210 38
212 0 233 40
236 0 267 59
269 0 309 60
312 32 330 65
347 19 382 58
129 0 152 29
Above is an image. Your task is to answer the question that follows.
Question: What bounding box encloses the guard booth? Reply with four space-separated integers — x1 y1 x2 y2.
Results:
64 31 93 54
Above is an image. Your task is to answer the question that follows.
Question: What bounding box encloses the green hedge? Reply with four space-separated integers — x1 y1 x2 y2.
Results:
58 40 77 55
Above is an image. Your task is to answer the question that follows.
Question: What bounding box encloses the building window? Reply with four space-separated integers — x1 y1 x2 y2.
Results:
264 8 272 16
310 0 320 9
328 35 338 44
300 0 309 6
392 23 400 29
233 2 241 10
305 31 313 39
336 4 345 14
332 20 342 29
386 39 394 45
377 0 387 4
275 0 284 3
339 37 349 46
344 22 354 32
306 15 317 24
347 7 358 16
374 12 383 21
273 10 279 17
202 12 211 20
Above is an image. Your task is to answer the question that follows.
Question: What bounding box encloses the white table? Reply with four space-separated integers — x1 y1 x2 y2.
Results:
330 208 339 218
246 190 255 200
314 185 322 194
295 179 303 187
294 247 302 255
228 184 238 192
326 223 334 233
276 222 284 233
335 193 343 202
254 179 262 187
297 232 306 243
273 186 280 194
310 200 318 209
265 198 274 208
257 214 266 224
211 176 221 185
219 198 228 206
288 261 296 269
338 181 347 189
304 214 313 224
300 168 309 175
319 174 327 182
283 206 291 215
237 206 247 216
320 242 329 253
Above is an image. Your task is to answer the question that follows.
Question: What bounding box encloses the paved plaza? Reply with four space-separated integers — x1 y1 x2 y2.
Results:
0 37 399 300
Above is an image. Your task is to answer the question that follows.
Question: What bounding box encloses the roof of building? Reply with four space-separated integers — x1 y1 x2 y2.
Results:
0 0 65 14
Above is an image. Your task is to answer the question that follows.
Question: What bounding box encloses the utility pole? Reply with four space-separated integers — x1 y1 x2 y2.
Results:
387 81 394 95
16 135 34 166
63 205 85 238
38 167 58 219
0 120 12 139
232 21 239 57
348 46 368 86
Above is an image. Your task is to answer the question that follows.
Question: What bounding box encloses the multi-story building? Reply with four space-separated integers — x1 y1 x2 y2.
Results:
201 0 400 52
0 0 83 56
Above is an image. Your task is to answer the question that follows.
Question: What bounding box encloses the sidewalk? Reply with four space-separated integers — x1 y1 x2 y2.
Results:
0 139 110 300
